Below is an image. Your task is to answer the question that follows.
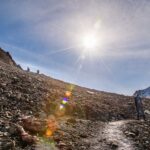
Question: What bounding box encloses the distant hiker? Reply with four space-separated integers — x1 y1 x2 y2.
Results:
37 69 40 74
27 67 30 72
134 93 146 120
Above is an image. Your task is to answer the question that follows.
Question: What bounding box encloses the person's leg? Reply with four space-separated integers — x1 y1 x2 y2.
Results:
135 100 140 120
141 111 145 120
141 104 146 121
135 102 140 120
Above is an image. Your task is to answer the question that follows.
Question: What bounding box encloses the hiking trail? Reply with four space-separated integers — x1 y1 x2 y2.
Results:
104 120 135 150
87 120 135 150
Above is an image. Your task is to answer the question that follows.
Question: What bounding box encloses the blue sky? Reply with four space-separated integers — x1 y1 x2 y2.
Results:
0 0 150 95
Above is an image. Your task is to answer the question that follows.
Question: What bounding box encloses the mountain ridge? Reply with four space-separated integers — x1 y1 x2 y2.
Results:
0 47 21 69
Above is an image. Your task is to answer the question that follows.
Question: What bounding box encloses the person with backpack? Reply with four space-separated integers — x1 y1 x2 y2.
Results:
134 93 146 120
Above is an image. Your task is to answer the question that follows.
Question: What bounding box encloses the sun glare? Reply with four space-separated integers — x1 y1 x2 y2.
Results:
82 33 98 49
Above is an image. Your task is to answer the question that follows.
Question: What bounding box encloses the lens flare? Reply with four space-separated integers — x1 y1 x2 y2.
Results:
59 104 64 110
63 97 68 101
68 84 75 91
62 98 68 104
45 128 52 137
65 91 71 97
37 136 57 150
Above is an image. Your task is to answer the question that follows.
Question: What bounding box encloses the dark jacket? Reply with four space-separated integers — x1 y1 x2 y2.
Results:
134 96 144 116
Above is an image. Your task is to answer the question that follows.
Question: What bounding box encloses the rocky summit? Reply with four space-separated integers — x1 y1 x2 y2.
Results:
0 48 21 69
0 49 150 150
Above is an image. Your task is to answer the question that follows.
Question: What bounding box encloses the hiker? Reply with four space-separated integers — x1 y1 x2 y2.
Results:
134 93 146 120
27 67 30 72
37 69 40 74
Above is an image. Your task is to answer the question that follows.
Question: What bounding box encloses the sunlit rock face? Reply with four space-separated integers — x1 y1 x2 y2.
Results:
0 47 21 69
134 87 150 99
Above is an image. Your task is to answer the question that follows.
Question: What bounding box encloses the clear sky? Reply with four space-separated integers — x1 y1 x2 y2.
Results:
0 0 150 95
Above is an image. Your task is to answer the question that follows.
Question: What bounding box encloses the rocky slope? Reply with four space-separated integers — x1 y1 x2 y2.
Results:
0 47 21 69
123 120 150 150
0 50 150 150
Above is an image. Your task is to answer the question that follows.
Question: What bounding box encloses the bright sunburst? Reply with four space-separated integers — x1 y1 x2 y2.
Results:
82 33 98 49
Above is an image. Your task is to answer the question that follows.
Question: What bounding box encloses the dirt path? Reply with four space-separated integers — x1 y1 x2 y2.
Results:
84 120 136 150
104 120 135 150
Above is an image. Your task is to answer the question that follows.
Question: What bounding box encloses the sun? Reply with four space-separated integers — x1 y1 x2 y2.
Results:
82 33 98 49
